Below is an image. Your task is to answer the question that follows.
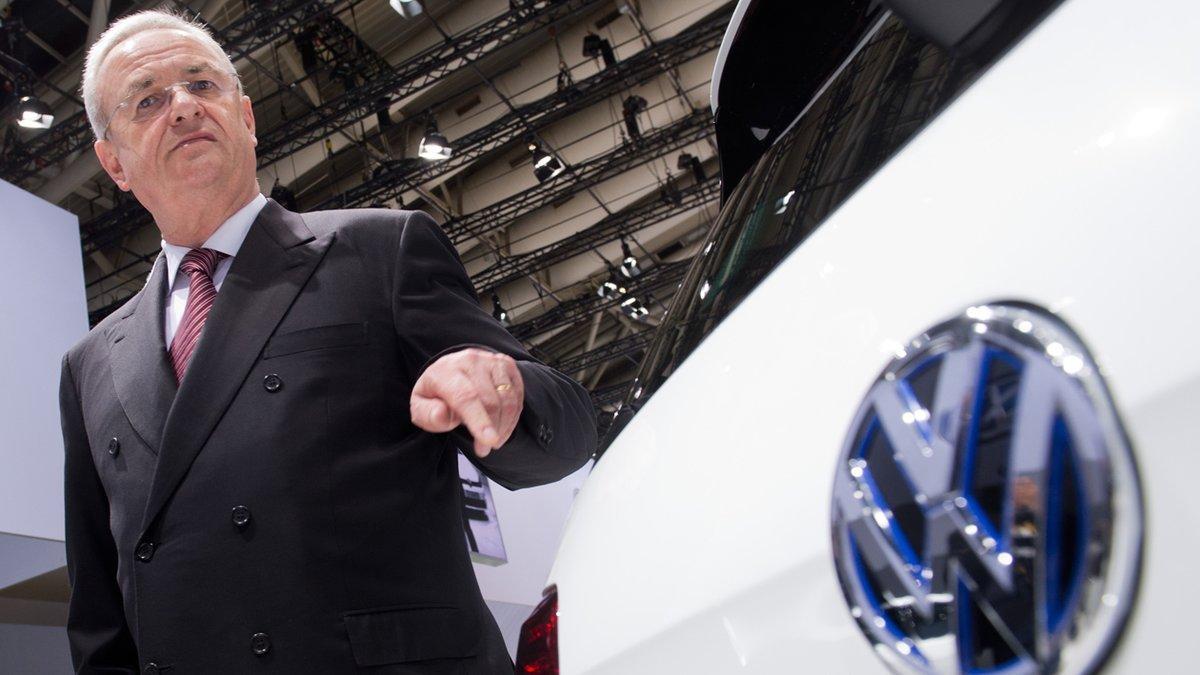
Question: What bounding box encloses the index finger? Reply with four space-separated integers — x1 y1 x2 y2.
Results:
449 393 499 455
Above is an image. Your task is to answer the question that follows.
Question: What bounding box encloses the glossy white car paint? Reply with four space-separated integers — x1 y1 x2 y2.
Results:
547 0 1200 672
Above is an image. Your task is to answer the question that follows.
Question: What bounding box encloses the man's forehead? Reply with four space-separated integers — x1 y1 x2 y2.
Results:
102 30 223 84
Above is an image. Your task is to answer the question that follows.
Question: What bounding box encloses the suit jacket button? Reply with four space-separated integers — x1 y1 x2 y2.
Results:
251 632 271 656
135 541 155 562
143 662 159 675
231 505 252 530
108 438 121 457
263 374 283 392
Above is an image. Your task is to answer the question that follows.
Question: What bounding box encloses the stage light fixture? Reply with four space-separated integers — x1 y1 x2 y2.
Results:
620 239 642 278
16 96 53 129
582 33 616 68
622 95 647 143
597 277 625 300
528 141 565 183
389 0 424 19
376 99 393 128
620 295 649 320
419 119 452 160
294 26 319 74
660 178 682 207
270 183 298 211
678 152 706 184
491 293 510 327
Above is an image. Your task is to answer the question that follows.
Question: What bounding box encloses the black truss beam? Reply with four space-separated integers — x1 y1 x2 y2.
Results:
590 381 632 410
552 329 655 376
312 5 731 212
474 176 718 292
507 260 688 341
446 108 714 245
77 0 603 260
0 0 367 186
307 13 394 84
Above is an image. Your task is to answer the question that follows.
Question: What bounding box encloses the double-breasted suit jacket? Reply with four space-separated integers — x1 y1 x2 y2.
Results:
59 200 597 673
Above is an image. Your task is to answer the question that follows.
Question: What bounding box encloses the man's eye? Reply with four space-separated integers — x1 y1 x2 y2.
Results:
136 95 160 110
189 80 216 92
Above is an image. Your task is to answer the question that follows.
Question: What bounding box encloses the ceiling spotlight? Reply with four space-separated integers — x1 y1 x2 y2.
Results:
620 295 649 320
389 0 424 19
620 238 642 278
528 141 565 183
597 277 626 300
269 183 298 211
16 96 53 130
582 33 616 68
491 293 510 327
294 25 319 74
419 119 452 160
375 98 393 128
622 95 647 143
678 152 706 184
660 177 682 207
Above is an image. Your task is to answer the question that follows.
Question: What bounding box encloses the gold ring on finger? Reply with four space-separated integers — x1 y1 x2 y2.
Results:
495 383 512 392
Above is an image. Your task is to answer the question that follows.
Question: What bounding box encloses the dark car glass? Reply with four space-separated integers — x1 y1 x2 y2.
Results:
600 8 1037 451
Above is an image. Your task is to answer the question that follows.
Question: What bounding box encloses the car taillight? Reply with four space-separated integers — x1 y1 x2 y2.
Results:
515 585 558 674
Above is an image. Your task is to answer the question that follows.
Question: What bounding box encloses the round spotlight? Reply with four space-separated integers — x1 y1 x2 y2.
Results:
419 130 452 160
529 143 565 182
16 96 54 130
419 118 452 160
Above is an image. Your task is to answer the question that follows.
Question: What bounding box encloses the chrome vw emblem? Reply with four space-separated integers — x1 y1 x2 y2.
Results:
831 304 1142 673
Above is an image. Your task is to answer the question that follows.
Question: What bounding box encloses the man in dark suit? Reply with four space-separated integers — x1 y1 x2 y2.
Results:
61 10 596 673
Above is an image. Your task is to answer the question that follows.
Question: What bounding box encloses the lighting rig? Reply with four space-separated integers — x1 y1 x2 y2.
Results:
309 6 730 214
419 117 453 160
528 140 566 183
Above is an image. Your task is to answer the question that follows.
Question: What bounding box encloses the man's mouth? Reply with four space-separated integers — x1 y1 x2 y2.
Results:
172 133 217 152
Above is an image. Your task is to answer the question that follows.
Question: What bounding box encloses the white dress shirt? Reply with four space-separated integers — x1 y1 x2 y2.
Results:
161 193 267 349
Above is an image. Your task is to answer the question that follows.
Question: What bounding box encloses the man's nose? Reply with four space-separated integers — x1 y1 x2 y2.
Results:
167 86 204 124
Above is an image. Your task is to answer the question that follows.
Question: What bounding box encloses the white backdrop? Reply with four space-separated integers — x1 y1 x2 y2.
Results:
0 179 88 544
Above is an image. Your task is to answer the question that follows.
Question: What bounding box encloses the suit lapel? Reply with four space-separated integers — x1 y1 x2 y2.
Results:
140 200 334 535
107 255 177 455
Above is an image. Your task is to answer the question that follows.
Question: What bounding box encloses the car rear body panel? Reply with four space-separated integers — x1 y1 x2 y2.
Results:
548 0 1200 671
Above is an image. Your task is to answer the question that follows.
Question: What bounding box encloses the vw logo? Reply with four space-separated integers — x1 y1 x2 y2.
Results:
831 303 1143 673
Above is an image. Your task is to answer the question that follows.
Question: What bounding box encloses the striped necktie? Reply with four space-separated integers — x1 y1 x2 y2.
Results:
169 248 228 382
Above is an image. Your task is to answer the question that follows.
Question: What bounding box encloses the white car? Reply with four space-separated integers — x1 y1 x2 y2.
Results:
515 0 1198 672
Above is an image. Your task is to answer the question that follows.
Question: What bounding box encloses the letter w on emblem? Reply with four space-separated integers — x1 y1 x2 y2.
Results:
835 334 1103 666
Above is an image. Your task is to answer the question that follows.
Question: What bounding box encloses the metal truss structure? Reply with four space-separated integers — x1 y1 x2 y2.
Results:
312 6 731 212
474 177 718 292
552 328 655 376
255 0 606 165
507 259 689 341
446 108 713 244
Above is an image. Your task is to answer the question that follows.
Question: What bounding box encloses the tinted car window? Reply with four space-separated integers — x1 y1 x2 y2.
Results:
602 12 991 449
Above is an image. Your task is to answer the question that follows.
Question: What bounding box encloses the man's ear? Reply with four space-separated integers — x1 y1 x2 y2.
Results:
94 139 130 192
241 94 257 146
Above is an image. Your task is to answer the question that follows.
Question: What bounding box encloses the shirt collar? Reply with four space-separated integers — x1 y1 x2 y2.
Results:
162 193 268 290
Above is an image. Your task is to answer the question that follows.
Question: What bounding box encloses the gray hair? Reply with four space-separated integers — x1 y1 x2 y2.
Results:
82 9 239 140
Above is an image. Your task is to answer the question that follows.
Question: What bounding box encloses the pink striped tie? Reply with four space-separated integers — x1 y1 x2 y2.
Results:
169 248 228 382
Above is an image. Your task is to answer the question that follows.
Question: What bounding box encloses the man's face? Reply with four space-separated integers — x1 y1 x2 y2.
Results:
93 29 257 207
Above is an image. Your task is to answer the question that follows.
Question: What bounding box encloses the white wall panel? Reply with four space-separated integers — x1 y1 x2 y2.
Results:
0 179 88 543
